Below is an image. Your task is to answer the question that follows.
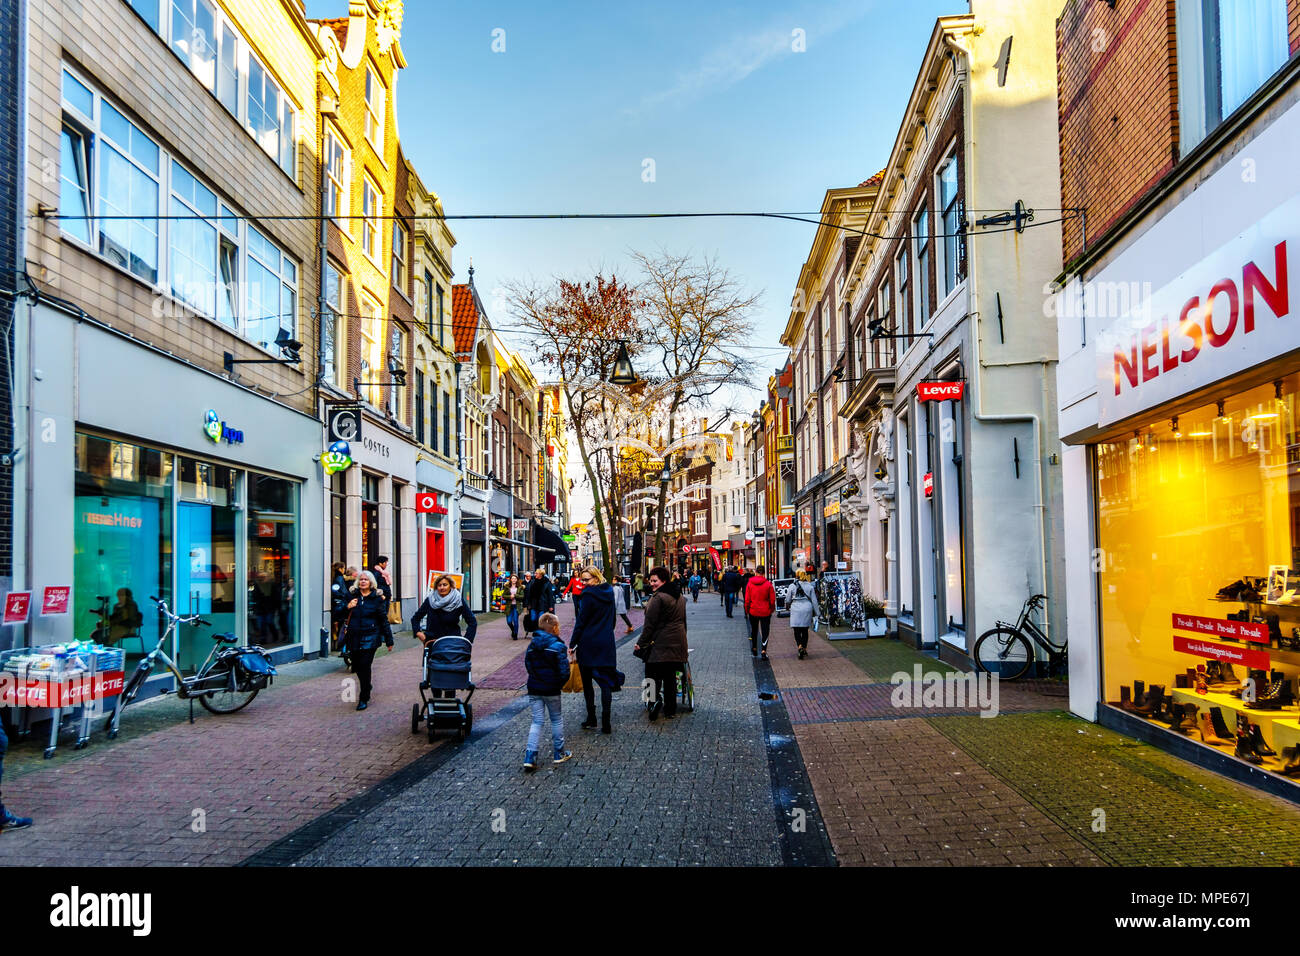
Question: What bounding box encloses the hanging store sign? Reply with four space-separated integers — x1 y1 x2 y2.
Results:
322 441 353 475
776 514 793 531
922 472 934 498
327 405 363 443
917 381 965 402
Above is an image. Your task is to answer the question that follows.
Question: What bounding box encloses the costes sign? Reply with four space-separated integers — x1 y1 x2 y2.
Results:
917 381 964 401
1096 198 1295 427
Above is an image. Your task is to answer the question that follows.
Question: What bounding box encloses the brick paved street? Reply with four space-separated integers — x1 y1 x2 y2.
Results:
3 594 1300 866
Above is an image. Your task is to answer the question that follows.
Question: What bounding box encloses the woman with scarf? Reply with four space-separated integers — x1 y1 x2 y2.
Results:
341 571 394 710
636 565 688 721
411 574 478 655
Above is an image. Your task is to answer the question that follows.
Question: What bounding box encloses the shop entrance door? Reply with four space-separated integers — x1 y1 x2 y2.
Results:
426 528 445 585
175 500 238 673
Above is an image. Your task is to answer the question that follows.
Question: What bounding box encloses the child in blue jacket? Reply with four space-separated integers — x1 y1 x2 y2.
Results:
523 612 573 772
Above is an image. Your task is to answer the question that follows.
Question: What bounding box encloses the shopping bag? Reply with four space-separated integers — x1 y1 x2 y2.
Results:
562 651 583 694
387 599 402 625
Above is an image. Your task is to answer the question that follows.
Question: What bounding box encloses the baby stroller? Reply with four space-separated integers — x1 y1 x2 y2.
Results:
411 634 474 742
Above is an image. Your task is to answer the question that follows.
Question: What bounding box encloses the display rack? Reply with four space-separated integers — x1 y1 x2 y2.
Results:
0 643 126 758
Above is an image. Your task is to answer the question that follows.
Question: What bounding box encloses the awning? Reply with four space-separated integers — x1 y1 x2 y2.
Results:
532 521 572 561
490 535 543 549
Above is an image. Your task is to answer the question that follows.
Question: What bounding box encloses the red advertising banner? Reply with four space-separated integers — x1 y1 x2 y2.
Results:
776 515 793 531
708 546 722 572
3 592 31 625
1171 612 1268 643
41 586 71 616
0 671 126 707
917 381 965 402
1172 635 1270 670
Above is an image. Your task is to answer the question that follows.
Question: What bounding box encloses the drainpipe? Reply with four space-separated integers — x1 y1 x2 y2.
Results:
316 87 330 658
942 29 1053 641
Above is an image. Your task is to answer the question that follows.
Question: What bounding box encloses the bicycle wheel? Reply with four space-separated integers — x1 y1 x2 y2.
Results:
196 665 260 714
972 627 1033 680
105 665 150 733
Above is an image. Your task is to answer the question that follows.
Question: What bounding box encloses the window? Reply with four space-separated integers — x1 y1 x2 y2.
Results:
443 390 451 457
414 369 425 445
937 152 962 298
436 283 446 347
244 224 296 351
246 55 295 177
168 159 217 316
360 295 383 406
423 271 434 334
59 121 92 246
323 263 346 388
392 221 408 293
1177 0 1288 154
913 205 931 328
127 0 161 31
325 128 348 225
365 65 385 151
169 0 216 91
896 240 911 337
388 322 405 421
362 177 381 262
430 385 438 452
98 100 161 283
217 21 238 114
216 205 238 329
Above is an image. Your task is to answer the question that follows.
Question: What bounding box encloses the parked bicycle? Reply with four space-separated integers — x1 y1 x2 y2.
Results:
105 596 277 737
972 594 1064 681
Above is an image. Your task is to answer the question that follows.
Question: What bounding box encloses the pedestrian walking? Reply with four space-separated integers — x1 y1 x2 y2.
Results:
371 555 393 604
688 572 702 602
614 577 635 634
524 567 554 634
744 565 777 660
504 573 523 641
636 566 688 721
739 565 754 629
632 571 645 607
329 562 355 663
721 565 741 617
569 566 619 734
0 715 33 832
564 571 585 607
522 611 572 771
411 574 478 651
341 571 395 710
785 569 820 660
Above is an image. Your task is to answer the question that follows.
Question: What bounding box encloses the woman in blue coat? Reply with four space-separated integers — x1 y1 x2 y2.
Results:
568 567 619 734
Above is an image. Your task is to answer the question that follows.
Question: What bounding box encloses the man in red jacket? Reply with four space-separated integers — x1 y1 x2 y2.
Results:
744 565 778 660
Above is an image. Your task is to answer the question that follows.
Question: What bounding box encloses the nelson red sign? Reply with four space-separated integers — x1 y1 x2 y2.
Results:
917 381 964 402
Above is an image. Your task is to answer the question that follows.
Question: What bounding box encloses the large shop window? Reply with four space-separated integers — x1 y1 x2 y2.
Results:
74 435 173 665
247 473 297 650
897 414 914 621
937 400 966 629
1098 372 1300 781
59 65 299 349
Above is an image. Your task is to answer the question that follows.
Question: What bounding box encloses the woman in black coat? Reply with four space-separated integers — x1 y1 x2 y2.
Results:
411 574 478 645
568 567 619 734
341 571 394 710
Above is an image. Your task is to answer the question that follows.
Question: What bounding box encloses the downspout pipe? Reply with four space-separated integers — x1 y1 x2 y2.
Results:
942 29 1052 642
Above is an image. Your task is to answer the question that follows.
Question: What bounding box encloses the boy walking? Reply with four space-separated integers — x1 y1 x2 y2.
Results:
523 612 573 772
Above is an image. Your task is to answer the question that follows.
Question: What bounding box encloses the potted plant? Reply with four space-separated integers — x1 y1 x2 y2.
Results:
863 595 887 637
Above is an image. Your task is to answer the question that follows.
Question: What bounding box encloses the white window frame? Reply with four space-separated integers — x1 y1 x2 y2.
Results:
388 320 406 422
936 149 961 300
59 63 298 353
323 262 347 390
365 64 386 153
130 0 297 179
324 125 350 230
392 220 408 294
362 175 382 265
913 204 931 329
360 293 384 407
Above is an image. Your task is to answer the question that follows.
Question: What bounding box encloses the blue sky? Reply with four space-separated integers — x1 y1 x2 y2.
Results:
306 0 964 389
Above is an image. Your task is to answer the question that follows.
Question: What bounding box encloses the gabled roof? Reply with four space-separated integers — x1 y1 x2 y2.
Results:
451 283 483 359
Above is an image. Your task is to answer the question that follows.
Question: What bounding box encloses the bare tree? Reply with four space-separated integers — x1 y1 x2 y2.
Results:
633 250 760 566
504 275 643 572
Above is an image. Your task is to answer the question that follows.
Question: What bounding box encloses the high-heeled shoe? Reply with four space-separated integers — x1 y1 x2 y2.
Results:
1209 707 1234 740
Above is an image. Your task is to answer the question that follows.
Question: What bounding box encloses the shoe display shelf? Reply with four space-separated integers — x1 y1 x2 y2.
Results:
1170 687 1299 754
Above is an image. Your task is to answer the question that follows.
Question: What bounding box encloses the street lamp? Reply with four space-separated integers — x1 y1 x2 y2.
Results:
609 341 638 386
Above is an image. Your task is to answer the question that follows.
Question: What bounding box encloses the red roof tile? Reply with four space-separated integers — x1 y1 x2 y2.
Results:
452 284 480 358
859 169 886 189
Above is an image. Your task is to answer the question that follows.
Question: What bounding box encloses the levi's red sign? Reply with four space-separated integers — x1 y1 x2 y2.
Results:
1172 612 1268 643
1173 635 1270 671
917 381 964 401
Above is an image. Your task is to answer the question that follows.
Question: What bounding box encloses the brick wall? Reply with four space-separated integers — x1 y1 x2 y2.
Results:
1057 0 1300 267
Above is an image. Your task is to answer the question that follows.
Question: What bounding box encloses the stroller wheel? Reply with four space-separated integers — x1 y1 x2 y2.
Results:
410 703 421 735
427 720 437 743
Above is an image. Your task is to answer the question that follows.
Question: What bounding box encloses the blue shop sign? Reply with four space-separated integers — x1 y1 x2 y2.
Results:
203 409 244 445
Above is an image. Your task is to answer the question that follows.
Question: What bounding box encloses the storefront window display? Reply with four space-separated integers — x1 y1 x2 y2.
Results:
247 473 297 650
74 434 173 664
1098 371 1300 780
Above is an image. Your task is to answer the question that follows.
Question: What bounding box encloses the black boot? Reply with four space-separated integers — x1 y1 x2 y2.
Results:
581 711 597 730
1209 707 1234 740
601 714 612 734
1250 723 1277 757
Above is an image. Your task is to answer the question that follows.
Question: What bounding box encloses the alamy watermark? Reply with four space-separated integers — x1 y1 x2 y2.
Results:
890 665 1000 718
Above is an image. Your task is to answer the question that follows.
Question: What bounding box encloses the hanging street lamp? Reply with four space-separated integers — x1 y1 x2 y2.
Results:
608 341 638 386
